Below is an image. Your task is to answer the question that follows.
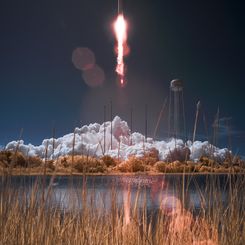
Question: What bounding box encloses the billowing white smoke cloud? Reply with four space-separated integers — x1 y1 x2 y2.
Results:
5 116 229 162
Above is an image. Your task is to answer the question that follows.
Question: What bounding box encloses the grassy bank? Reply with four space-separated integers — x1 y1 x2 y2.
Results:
0 150 244 176
0 173 244 244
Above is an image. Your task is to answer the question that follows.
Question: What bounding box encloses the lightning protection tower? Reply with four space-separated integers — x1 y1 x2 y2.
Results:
168 79 186 139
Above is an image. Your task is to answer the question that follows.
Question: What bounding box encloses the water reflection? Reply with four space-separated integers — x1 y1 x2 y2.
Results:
0 174 229 213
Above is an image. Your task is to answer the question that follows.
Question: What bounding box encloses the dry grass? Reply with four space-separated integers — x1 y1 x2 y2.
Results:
27 156 43 168
57 155 107 173
101 155 117 167
0 174 244 244
0 150 27 167
140 148 159 166
117 157 146 172
154 161 168 173
0 150 244 175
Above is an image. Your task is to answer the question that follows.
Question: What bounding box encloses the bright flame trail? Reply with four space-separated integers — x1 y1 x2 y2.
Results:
114 14 127 87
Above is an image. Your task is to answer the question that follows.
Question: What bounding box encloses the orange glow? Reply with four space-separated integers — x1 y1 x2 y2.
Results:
114 14 128 87
114 14 127 42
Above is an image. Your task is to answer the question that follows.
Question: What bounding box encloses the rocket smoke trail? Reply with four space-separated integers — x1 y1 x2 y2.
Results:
114 0 128 87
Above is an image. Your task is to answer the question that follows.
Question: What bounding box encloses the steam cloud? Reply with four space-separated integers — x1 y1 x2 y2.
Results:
6 116 229 162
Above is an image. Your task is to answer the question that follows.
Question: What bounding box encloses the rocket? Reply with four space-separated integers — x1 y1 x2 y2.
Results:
118 0 123 14
114 0 128 87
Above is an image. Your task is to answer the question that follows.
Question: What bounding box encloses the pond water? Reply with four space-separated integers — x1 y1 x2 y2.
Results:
0 174 236 214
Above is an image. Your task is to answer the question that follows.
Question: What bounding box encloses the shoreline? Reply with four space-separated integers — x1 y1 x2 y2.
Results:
1 170 245 177
1 150 244 177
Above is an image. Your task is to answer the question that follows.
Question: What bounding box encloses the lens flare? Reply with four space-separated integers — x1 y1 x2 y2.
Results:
114 14 128 87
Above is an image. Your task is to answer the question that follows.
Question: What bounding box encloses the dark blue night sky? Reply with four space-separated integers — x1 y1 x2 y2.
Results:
0 0 244 156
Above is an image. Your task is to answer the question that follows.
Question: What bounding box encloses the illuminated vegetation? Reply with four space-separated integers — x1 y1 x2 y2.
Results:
0 174 244 244
0 150 244 175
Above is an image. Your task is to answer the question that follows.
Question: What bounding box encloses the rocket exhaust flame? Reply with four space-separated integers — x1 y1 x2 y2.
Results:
114 14 128 87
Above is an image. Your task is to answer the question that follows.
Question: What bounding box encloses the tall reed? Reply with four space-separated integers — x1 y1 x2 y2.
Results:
0 174 244 244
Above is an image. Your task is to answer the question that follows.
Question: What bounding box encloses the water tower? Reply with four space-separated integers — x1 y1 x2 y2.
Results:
168 79 185 139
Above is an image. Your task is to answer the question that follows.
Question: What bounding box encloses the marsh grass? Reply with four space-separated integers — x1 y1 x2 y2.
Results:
0 173 245 244
0 150 245 175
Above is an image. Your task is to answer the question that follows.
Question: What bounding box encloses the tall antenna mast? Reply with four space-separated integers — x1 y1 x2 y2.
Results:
170 79 183 139
145 104 148 142
104 105 106 154
110 100 113 150
154 97 168 140
130 106 133 145
192 101 201 143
